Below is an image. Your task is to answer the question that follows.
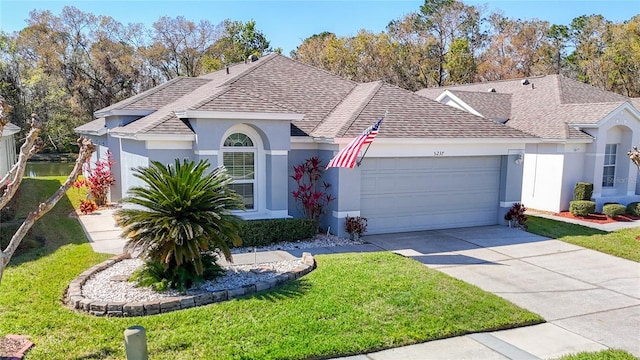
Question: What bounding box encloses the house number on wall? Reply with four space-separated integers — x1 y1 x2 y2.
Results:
434 151 445 156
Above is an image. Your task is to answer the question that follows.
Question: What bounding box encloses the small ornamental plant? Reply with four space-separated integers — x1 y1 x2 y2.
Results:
504 202 527 229
73 151 115 207
345 215 368 240
291 157 335 222
79 199 98 215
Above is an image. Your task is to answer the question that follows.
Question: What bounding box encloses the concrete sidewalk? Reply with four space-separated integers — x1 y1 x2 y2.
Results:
77 210 640 359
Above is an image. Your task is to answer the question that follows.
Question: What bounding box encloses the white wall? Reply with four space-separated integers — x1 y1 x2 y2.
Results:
522 144 565 212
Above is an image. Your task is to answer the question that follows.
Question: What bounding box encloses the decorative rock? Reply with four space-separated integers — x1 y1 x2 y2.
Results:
178 297 195 309
211 290 227 303
160 299 180 313
90 301 108 315
194 292 214 306
143 301 161 315
227 287 245 299
255 281 271 292
123 303 145 317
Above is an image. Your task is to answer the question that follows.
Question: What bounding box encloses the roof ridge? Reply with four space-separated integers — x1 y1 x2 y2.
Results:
95 76 189 114
310 81 383 138
421 74 550 92
339 81 385 136
188 86 234 110
284 54 359 86
217 53 279 87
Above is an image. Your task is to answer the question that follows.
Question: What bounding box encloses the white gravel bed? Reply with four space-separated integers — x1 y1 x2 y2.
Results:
81 235 362 303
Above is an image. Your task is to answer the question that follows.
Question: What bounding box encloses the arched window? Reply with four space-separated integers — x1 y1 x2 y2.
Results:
222 133 256 210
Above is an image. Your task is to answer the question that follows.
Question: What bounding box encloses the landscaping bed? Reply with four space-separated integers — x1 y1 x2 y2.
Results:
555 211 640 224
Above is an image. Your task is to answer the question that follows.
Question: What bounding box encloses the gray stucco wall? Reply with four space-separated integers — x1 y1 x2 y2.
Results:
147 149 194 166
266 154 289 212
498 154 525 224
118 139 149 200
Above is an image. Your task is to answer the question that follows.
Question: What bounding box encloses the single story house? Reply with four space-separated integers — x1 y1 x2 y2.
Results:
0 123 19 178
76 54 536 236
417 75 640 213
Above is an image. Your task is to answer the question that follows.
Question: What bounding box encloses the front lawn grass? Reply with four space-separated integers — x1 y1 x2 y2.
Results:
557 349 639 360
0 178 544 359
527 216 640 262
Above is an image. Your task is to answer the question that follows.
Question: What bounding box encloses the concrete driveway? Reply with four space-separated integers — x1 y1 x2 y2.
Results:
363 226 640 357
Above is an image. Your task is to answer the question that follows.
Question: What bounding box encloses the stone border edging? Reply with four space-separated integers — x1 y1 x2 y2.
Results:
64 252 316 317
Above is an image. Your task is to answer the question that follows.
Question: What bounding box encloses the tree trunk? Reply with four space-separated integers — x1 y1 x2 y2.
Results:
0 137 95 288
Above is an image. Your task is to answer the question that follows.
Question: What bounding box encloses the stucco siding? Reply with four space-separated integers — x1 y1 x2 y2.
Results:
119 139 149 200
147 149 193 165
265 153 289 212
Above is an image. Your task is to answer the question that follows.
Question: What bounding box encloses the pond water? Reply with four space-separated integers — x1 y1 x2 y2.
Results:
25 162 76 177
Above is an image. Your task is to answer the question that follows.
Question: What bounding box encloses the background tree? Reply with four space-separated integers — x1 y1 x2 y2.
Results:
203 19 271 71
142 16 219 79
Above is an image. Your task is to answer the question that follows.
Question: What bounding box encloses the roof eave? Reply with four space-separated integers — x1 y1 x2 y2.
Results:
94 109 155 118
175 110 304 121
75 127 108 136
110 131 195 141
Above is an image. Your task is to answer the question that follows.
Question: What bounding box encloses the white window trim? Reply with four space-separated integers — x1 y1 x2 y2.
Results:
220 124 265 215
602 143 617 188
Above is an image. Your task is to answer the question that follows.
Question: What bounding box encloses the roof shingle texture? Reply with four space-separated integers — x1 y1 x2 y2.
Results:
92 54 532 140
416 75 637 140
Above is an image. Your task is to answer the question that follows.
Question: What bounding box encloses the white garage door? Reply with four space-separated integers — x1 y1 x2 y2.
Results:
360 156 501 234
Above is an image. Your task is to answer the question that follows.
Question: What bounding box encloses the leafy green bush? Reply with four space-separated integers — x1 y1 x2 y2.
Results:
573 182 593 201
602 204 626 218
130 253 224 292
569 200 596 216
626 202 640 216
238 218 317 247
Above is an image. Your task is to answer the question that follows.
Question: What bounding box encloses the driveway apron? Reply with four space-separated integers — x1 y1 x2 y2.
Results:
364 226 640 357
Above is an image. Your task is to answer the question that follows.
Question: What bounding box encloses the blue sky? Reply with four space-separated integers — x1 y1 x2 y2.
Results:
1 0 638 55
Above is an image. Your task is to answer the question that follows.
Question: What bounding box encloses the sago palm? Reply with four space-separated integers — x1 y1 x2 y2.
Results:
116 159 244 278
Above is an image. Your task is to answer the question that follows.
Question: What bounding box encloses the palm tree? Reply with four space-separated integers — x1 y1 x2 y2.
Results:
116 159 244 280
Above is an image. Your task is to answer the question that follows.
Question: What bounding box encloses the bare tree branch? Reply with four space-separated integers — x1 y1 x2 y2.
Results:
0 114 44 206
0 137 96 286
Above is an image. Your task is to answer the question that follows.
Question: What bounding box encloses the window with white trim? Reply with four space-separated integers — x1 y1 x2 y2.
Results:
602 143 617 187
223 133 255 210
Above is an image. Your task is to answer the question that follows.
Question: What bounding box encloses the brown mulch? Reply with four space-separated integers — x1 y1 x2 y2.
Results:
556 211 640 224
0 335 34 360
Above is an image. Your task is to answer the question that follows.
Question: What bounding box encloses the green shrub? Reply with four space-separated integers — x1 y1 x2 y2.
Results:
130 253 224 292
569 200 596 216
602 204 626 218
238 218 317 247
573 182 593 201
626 202 640 216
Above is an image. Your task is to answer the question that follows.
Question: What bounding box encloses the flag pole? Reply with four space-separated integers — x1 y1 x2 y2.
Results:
356 112 386 167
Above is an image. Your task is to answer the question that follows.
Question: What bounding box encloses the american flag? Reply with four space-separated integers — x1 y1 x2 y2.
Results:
326 117 383 169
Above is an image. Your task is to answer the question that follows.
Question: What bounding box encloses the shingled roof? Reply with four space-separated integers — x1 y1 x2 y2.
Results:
88 54 532 140
416 74 638 140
